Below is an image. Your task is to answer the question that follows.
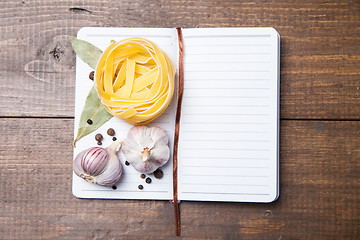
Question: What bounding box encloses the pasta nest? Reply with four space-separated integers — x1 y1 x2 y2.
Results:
95 38 175 125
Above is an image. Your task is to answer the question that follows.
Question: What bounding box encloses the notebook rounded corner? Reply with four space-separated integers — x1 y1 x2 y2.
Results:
77 27 92 38
268 27 280 39
72 185 86 199
266 191 280 203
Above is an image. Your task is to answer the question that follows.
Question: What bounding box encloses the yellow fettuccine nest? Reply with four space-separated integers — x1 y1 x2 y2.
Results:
95 38 175 125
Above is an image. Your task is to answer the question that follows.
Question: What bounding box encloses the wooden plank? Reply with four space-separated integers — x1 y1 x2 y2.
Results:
0 70 75 117
0 0 359 119
0 118 358 239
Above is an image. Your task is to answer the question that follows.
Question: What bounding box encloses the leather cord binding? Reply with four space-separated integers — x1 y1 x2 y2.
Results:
173 27 184 236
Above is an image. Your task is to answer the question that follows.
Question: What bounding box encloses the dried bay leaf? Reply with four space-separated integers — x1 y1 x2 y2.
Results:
73 86 113 147
70 37 115 146
69 37 103 69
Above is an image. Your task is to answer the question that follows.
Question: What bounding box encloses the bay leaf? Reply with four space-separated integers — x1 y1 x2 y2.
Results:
73 86 113 147
69 37 103 70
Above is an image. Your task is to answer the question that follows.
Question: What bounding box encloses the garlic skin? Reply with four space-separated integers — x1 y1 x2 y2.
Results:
73 139 124 186
121 126 170 174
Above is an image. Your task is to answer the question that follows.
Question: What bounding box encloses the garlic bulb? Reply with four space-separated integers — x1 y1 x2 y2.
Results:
73 139 124 186
121 126 170 174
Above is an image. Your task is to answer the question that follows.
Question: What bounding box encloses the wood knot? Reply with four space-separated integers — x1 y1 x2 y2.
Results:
49 43 64 62
264 209 273 218
24 35 76 83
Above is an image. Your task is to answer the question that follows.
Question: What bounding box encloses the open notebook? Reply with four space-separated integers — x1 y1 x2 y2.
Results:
73 27 280 203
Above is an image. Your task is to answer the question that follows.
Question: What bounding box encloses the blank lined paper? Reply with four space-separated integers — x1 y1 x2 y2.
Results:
178 28 280 202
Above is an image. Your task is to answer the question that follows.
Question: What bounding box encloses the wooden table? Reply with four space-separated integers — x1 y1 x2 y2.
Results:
1 0 359 239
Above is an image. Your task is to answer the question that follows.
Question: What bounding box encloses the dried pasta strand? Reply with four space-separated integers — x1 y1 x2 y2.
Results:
113 61 127 91
122 58 135 98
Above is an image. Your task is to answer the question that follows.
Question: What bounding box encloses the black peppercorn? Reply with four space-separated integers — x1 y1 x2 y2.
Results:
97 141 102 146
140 174 146 179
87 119 93 124
95 133 103 141
107 128 115 136
145 177 152 184
138 185 143 190
112 185 117 190
89 71 94 80
154 169 164 179
112 137 117 141
125 161 130 166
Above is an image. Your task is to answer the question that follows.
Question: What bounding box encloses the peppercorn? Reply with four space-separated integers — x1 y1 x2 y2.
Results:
140 174 146 179
138 185 143 190
154 169 164 179
112 137 117 141
125 161 130 166
87 119 93 124
97 141 102 146
112 185 117 190
89 71 94 80
95 133 103 141
145 177 152 184
107 128 115 136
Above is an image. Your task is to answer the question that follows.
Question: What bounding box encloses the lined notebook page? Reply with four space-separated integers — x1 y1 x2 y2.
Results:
178 28 280 202
72 28 178 200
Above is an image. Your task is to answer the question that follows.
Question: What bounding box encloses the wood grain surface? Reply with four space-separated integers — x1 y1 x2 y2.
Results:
0 0 359 239
0 119 359 239
0 0 359 119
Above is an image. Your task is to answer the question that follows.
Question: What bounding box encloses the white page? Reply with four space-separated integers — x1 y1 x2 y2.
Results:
72 27 178 200
178 28 280 202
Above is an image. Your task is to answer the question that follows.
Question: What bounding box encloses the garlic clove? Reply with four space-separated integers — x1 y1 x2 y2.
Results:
94 140 124 186
127 126 155 151
129 158 156 173
121 126 170 174
147 144 170 166
73 147 109 181
73 139 124 186
150 126 169 146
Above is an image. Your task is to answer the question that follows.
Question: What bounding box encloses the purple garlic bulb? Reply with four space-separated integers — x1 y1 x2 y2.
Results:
73 139 123 186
